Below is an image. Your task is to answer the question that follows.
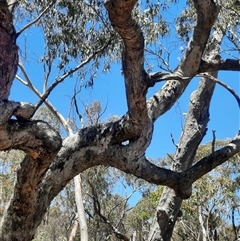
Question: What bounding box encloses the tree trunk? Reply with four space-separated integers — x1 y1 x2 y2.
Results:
198 206 207 241
74 174 88 241
148 27 224 241
68 213 79 241
0 0 18 100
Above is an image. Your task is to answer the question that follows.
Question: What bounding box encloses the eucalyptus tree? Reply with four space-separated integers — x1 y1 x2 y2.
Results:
0 0 239 241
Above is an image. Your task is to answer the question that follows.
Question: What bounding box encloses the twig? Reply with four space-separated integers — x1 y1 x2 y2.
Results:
170 133 178 148
88 180 129 241
17 1 56 37
17 60 73 135
34 40 111 112
211 130 216 156
167 153 175 163
198 73 240 108
73 93 84 128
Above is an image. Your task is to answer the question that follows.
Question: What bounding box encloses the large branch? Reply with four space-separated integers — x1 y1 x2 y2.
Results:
198 59 240 73
147 0 220 122
185 134 240 183
0 120 61 241
38 123 240 206
105 0 148 126
147 6 222 239
5 115 237 241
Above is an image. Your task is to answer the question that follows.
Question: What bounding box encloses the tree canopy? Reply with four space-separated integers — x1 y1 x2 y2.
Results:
0 0 239 240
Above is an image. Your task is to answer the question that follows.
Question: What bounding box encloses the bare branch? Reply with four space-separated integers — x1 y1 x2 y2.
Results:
167 153 175 163
198 59 240 73
178 0 220 75
17 60 73 135
17 1 56 37
88 181 129 241
73 94 84 129
147 0 220 123
34 41 111 113
198 73 240 107
105 0 148 122
211 130 216 156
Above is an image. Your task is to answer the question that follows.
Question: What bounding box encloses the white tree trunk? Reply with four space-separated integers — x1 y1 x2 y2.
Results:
74 174 88 241
198 206 207 241
68 213 79 241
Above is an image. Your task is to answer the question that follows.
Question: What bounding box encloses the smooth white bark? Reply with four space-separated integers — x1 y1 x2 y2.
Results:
74 174 88 241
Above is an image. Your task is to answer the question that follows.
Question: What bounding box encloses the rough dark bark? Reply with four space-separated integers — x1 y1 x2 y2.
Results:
0 121 61 241
0 0 18 100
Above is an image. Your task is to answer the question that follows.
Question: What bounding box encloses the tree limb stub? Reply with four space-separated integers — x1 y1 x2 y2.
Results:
199 59 240 73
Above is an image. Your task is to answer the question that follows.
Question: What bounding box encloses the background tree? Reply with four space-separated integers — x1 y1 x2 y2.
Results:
0 0 239 240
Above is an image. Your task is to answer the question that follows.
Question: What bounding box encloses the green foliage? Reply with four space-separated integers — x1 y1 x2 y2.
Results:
33 106 61 131
175 0 240 53
125 187 162 238
14 0 178 89
0 150 25 217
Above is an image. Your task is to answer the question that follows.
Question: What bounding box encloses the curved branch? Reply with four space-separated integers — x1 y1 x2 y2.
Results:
147 0 220 122
198 73 240 107
185 134 240 184
17 60 73 135
105 0 148 124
